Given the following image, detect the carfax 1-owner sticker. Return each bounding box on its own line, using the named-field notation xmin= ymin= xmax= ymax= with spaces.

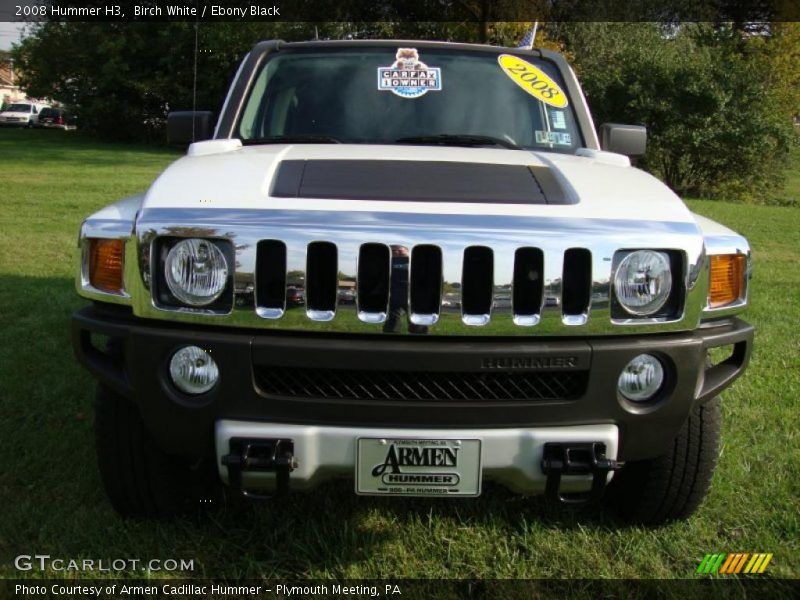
xmin=498 ymin=54 xmax=568 ymax=108
xmin=378 ymin=48 xmax=442 ymax=98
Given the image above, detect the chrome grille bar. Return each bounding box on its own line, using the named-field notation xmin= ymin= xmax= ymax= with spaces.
xmin=133 ymin=208 xmax=705 ymax=336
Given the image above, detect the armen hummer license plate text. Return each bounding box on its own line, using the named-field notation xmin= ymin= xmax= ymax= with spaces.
xmin=356 ymin=438 xmax=481 ymax=496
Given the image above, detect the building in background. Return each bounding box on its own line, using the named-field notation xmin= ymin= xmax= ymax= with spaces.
xmin=0 ymin=52 xmax=26 ymax=108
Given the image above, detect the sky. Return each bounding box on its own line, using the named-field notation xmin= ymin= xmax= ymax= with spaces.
xmin=0 ymin=22 xmax=24 ymax=51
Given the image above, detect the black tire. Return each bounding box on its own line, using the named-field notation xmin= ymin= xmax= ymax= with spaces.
xmin=605 ymin=396 xmax=722 ymax=525
xmin=94 ymin=384 xmax=220 ymax=517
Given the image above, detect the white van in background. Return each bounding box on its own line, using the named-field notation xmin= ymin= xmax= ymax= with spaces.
xmin=0 ymin=101 xmax=51 ymax=127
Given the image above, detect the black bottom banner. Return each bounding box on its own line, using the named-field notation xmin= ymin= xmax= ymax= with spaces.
xmin=2 ymin=578 xmax=799 ymax=600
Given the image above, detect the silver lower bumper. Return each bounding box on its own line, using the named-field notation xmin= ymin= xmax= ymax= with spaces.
xmin=215 ymin=421 xmax=619 ymax=495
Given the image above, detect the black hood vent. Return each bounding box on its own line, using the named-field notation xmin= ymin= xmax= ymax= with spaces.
xmin=270 ymin=159 xmax=570 ymax=205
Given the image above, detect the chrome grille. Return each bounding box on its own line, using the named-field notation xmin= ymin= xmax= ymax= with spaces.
xmin=133 ymin=208 xmax=705 ymax=336
xmin=254 ymin=366 xmax=588 ymax=402
xmin=252 ymin=240 xmax=596 ymax=328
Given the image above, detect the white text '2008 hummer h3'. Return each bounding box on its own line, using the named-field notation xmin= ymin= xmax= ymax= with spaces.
xmin=72 ymin=40 xmax=753 ymax=524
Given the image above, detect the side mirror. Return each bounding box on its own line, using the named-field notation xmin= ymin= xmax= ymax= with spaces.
xmin=599 ymin=123 xmax=647 ymax=157
xmin=167 ymin=111 xmax=215 ymax=145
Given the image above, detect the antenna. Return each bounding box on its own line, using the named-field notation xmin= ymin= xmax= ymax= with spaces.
xmin=517 ymin=21 xmax=539 ymax=50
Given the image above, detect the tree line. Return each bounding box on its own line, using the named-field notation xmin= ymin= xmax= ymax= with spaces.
xmin=10 ymin=20 xmax=799 ymax=203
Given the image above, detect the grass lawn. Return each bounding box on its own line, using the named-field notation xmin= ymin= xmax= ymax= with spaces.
xmin=0 ymin=128 xmax=798 ymax=582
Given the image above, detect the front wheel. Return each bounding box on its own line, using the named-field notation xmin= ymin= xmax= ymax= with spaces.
xmin=94 ymin=384 xmax=220 ymax=517
xmin=605 ymin=396 xmax=722 ymax=525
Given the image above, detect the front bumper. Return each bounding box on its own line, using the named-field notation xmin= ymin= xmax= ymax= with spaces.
xmin=72 ymin=304 xmax=753 ymax=466
xmin=216 ymin=421 xmax=619 ymax=494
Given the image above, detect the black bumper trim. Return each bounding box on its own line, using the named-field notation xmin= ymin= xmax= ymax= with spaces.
xmin=71 ymin=305 xmax=753 ymax=462
xmin=696 ymin=322 xmax=754 ymax=404
xmin=70 ymin=310 xmax=133 ymax=399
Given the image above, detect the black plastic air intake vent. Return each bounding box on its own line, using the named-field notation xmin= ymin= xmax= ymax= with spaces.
xmin=562 ymin=248 xmax=592 ymax=321
xmin=513 ymin=247 xmax=545 ymax=321
xmin=255 ymin=366 xmax=588 ymax=403
xmin=306 ymin=241 xmax=337 ymax=317
xmin=357 ymin=243 xmax=391 ymax=315
xmin=462 ymin=246 xmax=494 ymax=321
xmin=409 ymin=245 xmax=442 ymax=320
xmin=255 ymin=240 xmax=287 ymax=317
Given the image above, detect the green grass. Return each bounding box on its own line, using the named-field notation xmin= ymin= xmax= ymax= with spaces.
xmin=0 ymin=128 xmax=798 ymax=582
xmin=775 ymin=146 xmax=800 ymax=206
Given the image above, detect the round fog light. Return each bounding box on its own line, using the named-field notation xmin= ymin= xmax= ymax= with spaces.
xmin=618 ymin=354 xmax=664 ymax=402
xmin=169 ymin=346 xmax=219 ymax=394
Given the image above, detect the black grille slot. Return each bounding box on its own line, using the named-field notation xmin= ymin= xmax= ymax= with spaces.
xmin=255 ymin=367 xmax=587 ymax=402
xmin=255 ymin=240 xmax=286 ymax=313
xmin=306 ymin=241 xmax=338 ymax=312
xmin=513 ymin=247 xmax=544 ymax=315
xmin=357 ymin=243 xmax=391 ymax=313
xmin=410 ymin=245 xmax=442 ymax=316
xmin=562 ymin=248 xmax=592 ymax=317
xmin=462 ymin=246 xmax=494 ymax=316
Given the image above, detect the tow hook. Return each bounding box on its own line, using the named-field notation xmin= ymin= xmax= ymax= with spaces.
xmin=221 ymin=438 xmax=297 ymax=499
xmin=541 ymin=442 xmax=621 ymax=505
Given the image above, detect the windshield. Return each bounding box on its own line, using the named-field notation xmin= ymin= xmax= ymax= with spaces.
xmin=238 ymin=47 xmax=582 ymax=152
xmin=5 ymin=104 xmax=31 ymax=113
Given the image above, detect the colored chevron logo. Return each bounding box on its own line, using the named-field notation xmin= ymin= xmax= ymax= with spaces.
xmin=696 ymin=553 xmax=773 ymax=574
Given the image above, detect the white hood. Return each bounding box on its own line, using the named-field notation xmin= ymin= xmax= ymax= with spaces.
xmin=142 ymin=143 xmax=695 ymax=224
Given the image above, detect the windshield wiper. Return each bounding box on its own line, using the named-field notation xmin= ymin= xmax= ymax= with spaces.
xmin=395 ymin=134 xmax=522 ymax=150
xmin=242 ymin=134 xmax=342 ymax=145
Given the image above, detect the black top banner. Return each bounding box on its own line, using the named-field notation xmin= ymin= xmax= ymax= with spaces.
xmin=1 ymin=0 xmax=799 ymax=23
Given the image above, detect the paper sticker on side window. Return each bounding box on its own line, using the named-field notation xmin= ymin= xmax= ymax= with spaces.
xmin=535 ymin=130 xmax=572 ymax=146
xmin=550 ymin=110 xmax=567 ymax=130
xmin=498 ymin=54 xmax=568 ymax=108
xmin=378 ymin=48 xmax=442 ymax=98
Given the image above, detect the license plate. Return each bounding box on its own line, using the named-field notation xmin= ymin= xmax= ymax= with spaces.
xmin=356 ymin=438 xmax=481 ymax=496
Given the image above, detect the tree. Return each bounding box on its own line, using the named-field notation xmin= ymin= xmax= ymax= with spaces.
xmin=550 ymin=22 xmax=799 ymax=202
xmin=13 ymin=17 xmax=796 ymax=202
xmin=8 ymin=11 xmax=555 ymax=141
xmin=11 ymin=21 xmax=324 ymax=141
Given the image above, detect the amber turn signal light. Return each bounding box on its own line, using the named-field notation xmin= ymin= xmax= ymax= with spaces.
xmin=89 ymin=239 xmax=125 ymax=294
xmin=709 ymin=254 xmax=745 ymax=308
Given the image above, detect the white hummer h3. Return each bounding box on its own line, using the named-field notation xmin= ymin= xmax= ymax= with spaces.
xmin=72 ymin=40 xmax=753 ymax=524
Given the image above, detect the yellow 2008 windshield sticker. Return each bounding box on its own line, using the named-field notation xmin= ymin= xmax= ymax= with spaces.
xmin=498 ymin=54 xmax=568 ymax=108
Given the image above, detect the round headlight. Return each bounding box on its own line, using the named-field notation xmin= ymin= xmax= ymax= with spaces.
xmin=614 ymin=250 xmax=672 ymax=316
xmin=165 ymin=239 xmax=228 ymax=306
xmin=618 ymin=354 xmax=664 ymax=402
xmin=169 ymin=346 xmax=219 ymax=394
